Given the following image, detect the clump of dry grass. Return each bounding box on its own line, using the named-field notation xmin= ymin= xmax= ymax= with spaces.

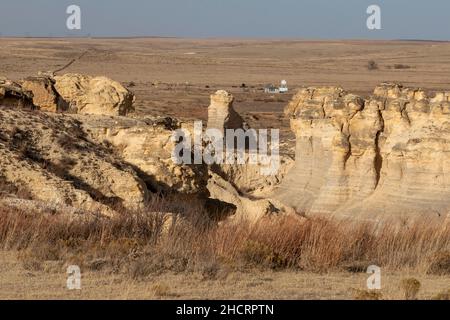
xmin=427 ymin=251 xmax=450 ymax=275
xmin=0 ymin=200 xmax=449 ymax=278
xmin=352 ymin=289 xmax=382 ymax=300
xmin=400 ymin=278 xmax=421 ymax=300
xmin=213 ymin=216 xmax=450 ymax=273
xmin=152 ymin=282 xmax=177 ymax=297
xmin=367 ymin=60 xmax=378 ymax=70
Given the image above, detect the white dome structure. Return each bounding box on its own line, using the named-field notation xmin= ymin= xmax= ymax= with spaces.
xmin=279 ymin=80 xmax=288 ymax=93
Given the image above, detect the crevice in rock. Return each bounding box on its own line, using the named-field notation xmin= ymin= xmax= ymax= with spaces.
xmin=401 ymin=102 xmax=412 ymax=125
xmin=374 ymin=110 xmax=385 ymax=188
xmin=343 ymin=134 xmax=352 ymax=170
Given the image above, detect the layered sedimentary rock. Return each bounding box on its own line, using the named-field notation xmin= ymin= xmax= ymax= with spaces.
xmin=20 ymin=76 xmax=62 ymax=112
xmin=212 ymin=156 xmax=294 ymax=197
xmin=275 ymin=84 xmax=450 ymax=221
xmin=208 ymin=171 xmax=295 ymax=221
xmin=0 ymin=77 xmax=34 ymax=109
xmin=54 ymin=73 xmax=135 ymax=116
xmin=78 ymin=115 xmax=209 ymax=196
xmin=205 ymin=90 xmax=294 ymax=219
xmin=0 ymin=108 xmax=148 ymax=212
xmin=0 ymin=107 xmax=211 ymax=215
xmin=207 ymin=90 xmax=244 ymax=133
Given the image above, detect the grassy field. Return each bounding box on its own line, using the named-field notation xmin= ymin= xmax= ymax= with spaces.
xmin=0 ymin=200 xmax=449 ymax=300
xmin=1 ymin=249 xmax=449 ymax=300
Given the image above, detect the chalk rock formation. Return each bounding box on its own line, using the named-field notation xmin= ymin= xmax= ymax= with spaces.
xmin=0 ymin=78 xmax=34 ymax=109
xmin=275 ymin=84 xmax=450 ymax=221
xmin=0 ymin=108 xmax=148 ymax=213
xmin=212 ymin=155 xmax=294 ymax=198
xmin=54 ymin=74 xmax=135 ymax=116
xmin=207 ymin=90 xmax=244 ymax=133
xmin=208 ymin=171 xmax=295 ymax=222
xmin=20 ymin=76 xmax=62 ymax=112
xmin=205 ymin=89 xmax=294 ymax=219
xmin=78 ymin=115 xmax=209 ymax=196
xmin=0 ymin=107 xmax=209 ymax=216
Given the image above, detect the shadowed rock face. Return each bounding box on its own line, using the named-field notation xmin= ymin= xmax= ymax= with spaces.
xmin=275 ymin=83 xmax=450 ymax=222
xmin=0 ymin=78 xmax=34 ymax=109
xmin=0 ymin=108 xmax=148 ymax=213
xmin=78 ymin=115 xmax=209 ymax=196
xmin=207 ymin=90 xmax=244 ymax=134
xmin=20 ymin=76 xmax=62 ymax=113
xmin=0 ymin=108 xmax=209 ymax=215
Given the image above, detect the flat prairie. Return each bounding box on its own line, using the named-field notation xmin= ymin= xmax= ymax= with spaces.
xmin=3 ymin=37 xmax=450 ymax=126
xmin=1 ymin=251 xmax=449 ymax=300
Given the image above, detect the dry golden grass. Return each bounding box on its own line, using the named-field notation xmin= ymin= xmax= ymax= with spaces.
xmin=400 ymin=278 xmax=422 ymax=300
xmin=1 ymin=198 xmax=449 ymax=277
xmin=2 ymin=252 xmax=448 ymax=300
xmin=0 ymin=195 xmax=449 ymax=299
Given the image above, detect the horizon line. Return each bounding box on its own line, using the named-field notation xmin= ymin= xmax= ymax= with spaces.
xmin=0 ymin=35 xmax=449 ymax=43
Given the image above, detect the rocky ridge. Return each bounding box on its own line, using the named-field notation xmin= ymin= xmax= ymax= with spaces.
xmin=275 ymin=83 xmax=450 ymax=222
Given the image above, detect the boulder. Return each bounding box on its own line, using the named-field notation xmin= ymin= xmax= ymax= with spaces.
xmin=54 ymin=73 xmax=135 ymax=116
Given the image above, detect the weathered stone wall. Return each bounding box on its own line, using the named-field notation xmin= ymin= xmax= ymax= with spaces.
xmin=275 ymin=84 xmax=450 ymax=221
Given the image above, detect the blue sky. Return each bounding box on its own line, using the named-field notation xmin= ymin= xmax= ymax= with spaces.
xmin=0 ymin=0 xmax=449 ymax=40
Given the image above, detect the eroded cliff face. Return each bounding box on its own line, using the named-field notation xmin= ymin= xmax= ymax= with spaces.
xmin=0 ymin=108 xmax=148 ymax=213
xmin=79 ymin=115 xmax=209 ymax=196
xmin=21 ymin=76 xmax=62 ymax=113
xmin=205 ymin=90 xmax=295 ymax=220
xmin=0 ymin=75 xmax=208 ymax=215
xmin=0 ymin=78 xmax=34 ymax=109
xmin=275 ymin=84 xmax=450 ymax=221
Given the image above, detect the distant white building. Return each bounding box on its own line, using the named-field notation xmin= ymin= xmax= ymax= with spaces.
xmin=279 ymin=80 xmax=288 ymax=93
xmin=264 ymin=84 xmax=279 ymax=94
xmin=264 ymin=80 xmax=288 ymax=94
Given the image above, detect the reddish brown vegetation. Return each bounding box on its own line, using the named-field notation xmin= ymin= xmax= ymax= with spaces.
xmin=0 ymin=198 xmax=449 ymax=278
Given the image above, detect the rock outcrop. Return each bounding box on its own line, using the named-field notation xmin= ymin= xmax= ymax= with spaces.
xmin=78 ymin=115 xmax=209 ymax=196
xmin=205 ymin=90 xmax=294 ymax=219
xmin=0 ymin=108 xmax=212 ymax=216
xmin=54 ymin=74 xmax=135 ymax=116
xmin=212 ymin=157 xmax=293 ymax=197
xmin=275 ymin=84 xmax=450 ymax=221
xmin=208 ymin=171 xmax=295 ymax=222
xmin=0 ymin=78 xmax=34 ymax=109
xmin=3 ymin=77 xmax=293 ymax=221
xmin=207 ymin=90 xmax=244 ymax=133
xmin=0 ymin=108 xmax=148 ymax=213
xmin=20 ymin=76 xmax=62 ymax=112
